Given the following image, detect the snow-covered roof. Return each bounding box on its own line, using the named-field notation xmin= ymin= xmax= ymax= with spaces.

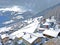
xmin=10 ymin=21 xmax=39 ymax=37
xmin=9 ymin=35 xmax=16 ymax=40
xmin=9 ymin=32 xmax=24 ymax=40
xmin=38 ymin=28 xmax=46 ymax=31
xmin=16 ymin=33 xmax=24 ymax=38
xmin=0 ymin=27 xmax=12 ymax=33
xmin=32 ymin=33 xmax=45 ymax=37
xmin=56 ymin=29 xmax=60 ymax=32
xmin=43 ymin=30 xmax=59 ymax=37
xmin=22 ymin=34 xmax=38 ymax=44
xmin=46 ymin=18 xmax=56 ymax=23
xmin=43 ymin=22 xmax=51 ymax=25
xmin=1 ymin=34 xmax=9 ymax=39
xmin=38 ymin=16 xmax=43 ymax=18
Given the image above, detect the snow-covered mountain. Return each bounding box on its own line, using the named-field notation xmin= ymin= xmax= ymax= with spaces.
xmin=0 ymin=6 xmax=34 ymax=28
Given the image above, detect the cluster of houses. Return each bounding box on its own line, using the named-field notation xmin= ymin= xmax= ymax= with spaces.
xmin=0 ymin=16 xmax=60 ymax=45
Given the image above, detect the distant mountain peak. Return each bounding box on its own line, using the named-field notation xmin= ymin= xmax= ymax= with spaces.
xmin=0 ymin=6 xmax=26 ymax=12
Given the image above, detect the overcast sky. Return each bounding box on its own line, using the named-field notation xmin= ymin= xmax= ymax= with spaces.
xmin=0 ymin=0 xmax=60 ymax=13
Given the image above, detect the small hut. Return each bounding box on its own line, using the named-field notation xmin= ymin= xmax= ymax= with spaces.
xmin=1 ymin=34 xmax=9 ymax=44
xmin=22 ymin=33 xmax=41 ymax=45
xmin=43 ymin=30 xmax=59 ymax=38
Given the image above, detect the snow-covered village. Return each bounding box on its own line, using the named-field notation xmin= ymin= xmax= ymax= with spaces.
xmin=0 ymin=0 xmax=60 ymax=45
